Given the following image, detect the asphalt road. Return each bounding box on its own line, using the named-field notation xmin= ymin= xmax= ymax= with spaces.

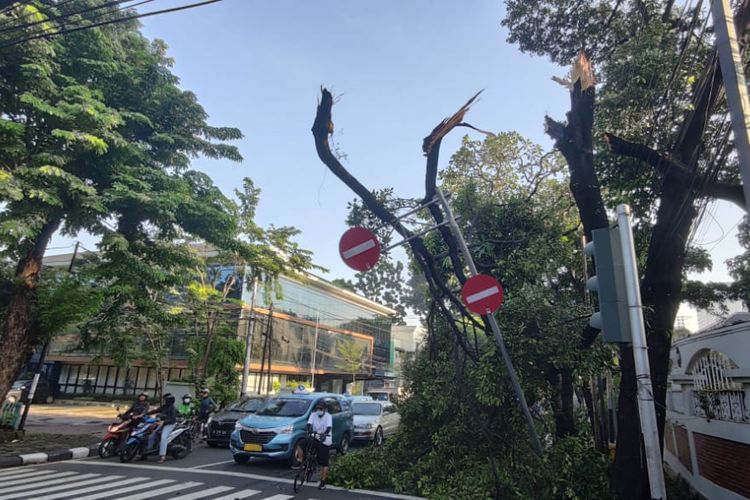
xmin=0 ymin=442 xmax=419 ymax=500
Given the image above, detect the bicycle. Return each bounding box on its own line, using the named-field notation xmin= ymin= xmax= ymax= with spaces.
xmin=293 ymin=432 xmax=323 ymax=493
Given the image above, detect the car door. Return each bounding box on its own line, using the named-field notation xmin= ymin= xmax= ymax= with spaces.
xmin=324 ymin=397 xmax=341 ymax=445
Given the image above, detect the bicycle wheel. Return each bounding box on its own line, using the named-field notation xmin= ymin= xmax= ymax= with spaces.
xmin=293 ymin=464 xmax=307 ymax=493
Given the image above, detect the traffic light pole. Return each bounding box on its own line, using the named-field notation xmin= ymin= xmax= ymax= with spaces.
xmin=436 ymin=187 xmax=543 ymax=456
xmin=616 ymin=205 xmax=666 ymax=500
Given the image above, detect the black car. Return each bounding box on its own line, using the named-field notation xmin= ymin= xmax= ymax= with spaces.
xmin=206 ymin=396 xmax=265 ymax=447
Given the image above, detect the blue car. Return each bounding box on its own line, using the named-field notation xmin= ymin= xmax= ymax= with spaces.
xmin=230 ymin=392 xmax=353 ymax=467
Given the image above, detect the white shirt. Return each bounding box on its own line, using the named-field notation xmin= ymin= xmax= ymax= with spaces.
xmin=307 ymin=411 xmax=333 ymax=446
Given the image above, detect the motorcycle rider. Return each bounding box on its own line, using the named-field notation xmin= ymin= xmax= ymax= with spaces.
xmin=121 ymin=392 xmax=149 ymax=420
xmin=147 ymin=393 xmax=178 ymax=463
xmin=197 ymin=388 xmax=216 ymax=423
xmin=178 ymin=394 xmax=194 ymax=419
xmin=306 ymin=401 xmax=333 ymax=490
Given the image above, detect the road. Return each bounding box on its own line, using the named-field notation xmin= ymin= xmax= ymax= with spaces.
xmin=0 ymin=442 xmax=418 ymax=500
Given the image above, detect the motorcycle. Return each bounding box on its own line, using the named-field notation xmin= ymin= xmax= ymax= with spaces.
xmin=119 ymin=416 xmax=192 ymax=462
xmin=98 ymin=407 xmax=142 ymax=459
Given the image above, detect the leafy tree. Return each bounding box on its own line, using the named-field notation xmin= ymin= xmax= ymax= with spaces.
xmin=502 ymin=1 xmax=749 ymax=496
xmin=0 ymin=1 xmax=246 ymax=400
xmin=335 ymin=338 xmax=367 ymax=393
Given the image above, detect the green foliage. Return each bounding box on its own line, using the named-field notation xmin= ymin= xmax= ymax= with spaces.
xmin=335 ymin=339 xmax=367 ymax=384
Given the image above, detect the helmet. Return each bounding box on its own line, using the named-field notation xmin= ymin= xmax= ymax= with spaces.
xmin=199 ymin=388 xmax=209 ymax=395
xmin=138 ymin=392 xmax=149 ymax=400
xmin=163 ymin=393 xmax=176 ymax=405
xmin=182 ymin=394 xmax=192 ymax=403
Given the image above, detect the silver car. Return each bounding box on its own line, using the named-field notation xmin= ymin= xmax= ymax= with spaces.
xmin=352 ymin=400 xmax=399 ymax=446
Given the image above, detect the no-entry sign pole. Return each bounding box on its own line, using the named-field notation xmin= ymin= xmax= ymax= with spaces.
xmin=436 ymin=187 xmax=543 ymax=456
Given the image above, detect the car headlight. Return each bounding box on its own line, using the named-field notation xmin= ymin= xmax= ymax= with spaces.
xmin=271 ymin=425 xmax=293 ymax=434
xmin=234 ymin=421 xmax=243 ymax=432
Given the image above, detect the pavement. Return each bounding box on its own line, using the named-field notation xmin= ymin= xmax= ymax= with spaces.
xmin=0 ymin=446 xmax=420 ymax=499
xmin=23 ymin=403 xmax=120 ymax=437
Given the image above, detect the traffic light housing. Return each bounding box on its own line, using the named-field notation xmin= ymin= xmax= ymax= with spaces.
xmin=584 ymin=227 xmax=631 ymax=343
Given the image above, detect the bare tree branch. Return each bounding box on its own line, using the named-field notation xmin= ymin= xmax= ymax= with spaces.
xmin=604 ymin=132 xmax=746 ymax=208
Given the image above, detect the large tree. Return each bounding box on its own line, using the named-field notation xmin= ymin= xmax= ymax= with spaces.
xmin=503 ymin=1 xmax=749 ymax=496
xmin=0 ymin=1 xmax=245 ymax=400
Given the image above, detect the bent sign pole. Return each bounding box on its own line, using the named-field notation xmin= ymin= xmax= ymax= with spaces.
xmin=436 ymin=187 xmax=543 ymax=456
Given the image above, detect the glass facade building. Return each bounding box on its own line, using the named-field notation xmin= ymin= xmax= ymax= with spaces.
xmin=37 ymin=249 xmax=395 ymax=398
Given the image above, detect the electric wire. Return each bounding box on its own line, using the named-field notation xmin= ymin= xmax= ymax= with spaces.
xmin=0 ymin=0 xmax=80 ymax=31
xmin=0 ymin=0 xmax=223 ymax=49
xmin=0 ymin=0 xmax=140 ymax=35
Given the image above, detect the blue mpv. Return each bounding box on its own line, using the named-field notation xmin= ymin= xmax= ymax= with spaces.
xmin=230 ymin=392 xmax=353 ymax=467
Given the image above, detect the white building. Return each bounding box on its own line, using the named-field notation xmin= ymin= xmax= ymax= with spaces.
xmin=674 ymin=300 xmax=747 ymax=336
xmin=664 ymin=313 xmax=750 ymax=499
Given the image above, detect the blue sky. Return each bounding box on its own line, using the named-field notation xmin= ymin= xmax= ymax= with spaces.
xmin=49 ymin=0 xmax=744 ymax=288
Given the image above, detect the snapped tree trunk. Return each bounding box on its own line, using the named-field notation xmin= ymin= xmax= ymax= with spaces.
xmin=0 ymin=220 xmax=61 ymax=401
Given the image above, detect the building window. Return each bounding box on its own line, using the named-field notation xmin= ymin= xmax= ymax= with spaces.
xmin=690 ymin=350 xmax=748 ymax=423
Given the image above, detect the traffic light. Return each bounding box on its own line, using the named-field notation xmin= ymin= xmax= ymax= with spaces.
xmin=583 ymin=227 xmax=631 ymax=343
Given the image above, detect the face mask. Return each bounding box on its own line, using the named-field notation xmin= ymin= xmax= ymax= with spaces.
xmin=317 ymin=410 xmax=324 ymax=417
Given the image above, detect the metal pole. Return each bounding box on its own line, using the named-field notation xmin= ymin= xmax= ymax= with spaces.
xmin=616 ymin=204 xmax=667 ymax=500
xmin=435 ymin=187 xmax=543 ymax=456
xmin=18 ymin=241 xmax=80 ymax=431
xmin=711 ymin=0 xmax=750 ymax=213
xmin=240 ymin=278 xmax=257 ymax=397
xmin=311 ymin=312 xmax=319 ymax=389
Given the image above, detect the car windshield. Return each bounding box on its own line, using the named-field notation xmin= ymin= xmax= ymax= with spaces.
xmin=257 ymin=398 xmax=311 ymax=417
xmin=234 ymin=398 xmax=264 ymax=412
xmin=370 ymin=393 xmax=390 ymax=401
xmin=353 ymin=403 xmax=382 ymax=416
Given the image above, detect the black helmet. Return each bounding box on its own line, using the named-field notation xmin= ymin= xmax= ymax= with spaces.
xmin=163 ymin=393 xmax=175 ymax=405
xmin=182 ymin=393 xmax=192 ymax=402
xmin=138 ymin=392 xmax=149 ymax=400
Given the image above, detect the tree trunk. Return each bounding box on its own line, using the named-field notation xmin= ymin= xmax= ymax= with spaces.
xmin=0 ymin=220 xmax=60 ymax=401
xmin=547 ymin=368 xmax=577 ymax=437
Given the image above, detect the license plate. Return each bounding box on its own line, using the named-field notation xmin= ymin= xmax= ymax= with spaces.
xmin=243 ymin=443 xmax=262 ymax=452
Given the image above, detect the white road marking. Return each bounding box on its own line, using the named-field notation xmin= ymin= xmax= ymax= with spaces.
xmin=210 ymin=488 xmax=262 ymax=500
xmin=0 ymin=467 xmax=39 ymax=477
xmin=258 ymin=495 xmax=293 ymax=500
xmin=30 ymin=476 xmax=145 ymax=500
xmin=342 ymin=239 xmax=376 ymax=259
xmin=191 ymin=459 xmax=235 ymax=469
xmin=7 ymin=474 xmax=122 ymax=499
xmin=1 ymin=470 xmax=78 ymax=488
xmin=175 ymin=485 xmax=233 ymax=500
xmin=0 ymin=468 xmax=55 ymax=481
xmin=64 ymin=461 xmax=427 ymax=499
xmin=0 ymin=472 xmax=97 ymax=497
xmin=75 ymin=478 xmax=176 ymax=500
xmin=466 ymin=285 xmax=500 ymax=304
xmin=111 ymin=480 xmax=202 ymax=500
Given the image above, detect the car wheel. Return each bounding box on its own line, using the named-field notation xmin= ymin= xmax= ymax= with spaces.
xmin=373 ymin=427 xmax=384 ymax=447
xmin=233 ymin=454 xmax=250 ymax=465
xmin=338 ymin=432 xmax=350 ymax=455
xmin=288 ymin=439 xmax=305 ymax=468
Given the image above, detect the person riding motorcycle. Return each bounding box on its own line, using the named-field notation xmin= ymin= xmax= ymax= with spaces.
xmin=147 ymin=393 xmax=178 ymax=463
xmin=197 ymin=388 xmax=217 ymax=422
xmin=178 ymin=394 xmax=194 ymax=419
xmin=121 ymin=392 xmax=149 ymax=420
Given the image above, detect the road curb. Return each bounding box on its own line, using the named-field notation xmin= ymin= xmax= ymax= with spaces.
xmin=0 ymin=443 xmax=98 ymax=469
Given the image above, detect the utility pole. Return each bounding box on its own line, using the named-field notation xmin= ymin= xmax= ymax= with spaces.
xmin=616 ymin=205 xmax=666 ymax=500
xmin=311 ymin=312 xmax=319 ymax=389
xmin=240 ymin=278 xmax=257 ymax=397
xmin=711 ymin=0 xmax=750 ymax=213
xmin=435 ymin=187 xmax=544 ymax=456
xmin=18 ymin=242 xmax=79 ymax=431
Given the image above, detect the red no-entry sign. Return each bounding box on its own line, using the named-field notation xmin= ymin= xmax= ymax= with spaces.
xmin=461 ymin=274 xmax=504 ymax=315
xmin=339 ymin=227 xmax=381 ymax=271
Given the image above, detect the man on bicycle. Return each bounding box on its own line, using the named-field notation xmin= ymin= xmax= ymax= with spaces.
xmin=306 ymin=401 xmax=332 ymax=490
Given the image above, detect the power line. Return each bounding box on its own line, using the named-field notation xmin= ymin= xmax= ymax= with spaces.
xmin=0 ymin=0 xmax=135 ymax=35
xmin=0 ymin=0 xmax=223 ymax=49
xmin=0 ymin=0 xmax=80 ymax=31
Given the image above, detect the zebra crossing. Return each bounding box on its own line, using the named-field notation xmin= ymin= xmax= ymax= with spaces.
xmin=0 ymin=466 xmax=323 ymax=500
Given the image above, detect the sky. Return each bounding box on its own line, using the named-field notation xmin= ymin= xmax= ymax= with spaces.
xmin=48 ymin=0 xmax=745 ymax=292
